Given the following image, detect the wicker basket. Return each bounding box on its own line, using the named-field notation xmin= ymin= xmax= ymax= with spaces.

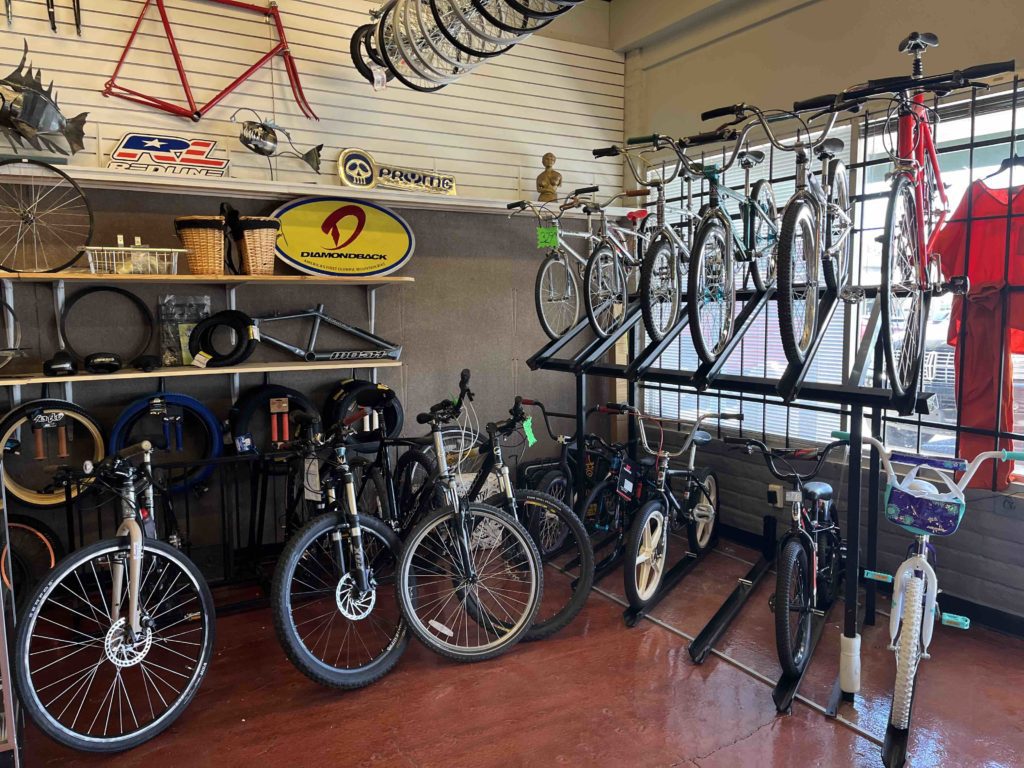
xmin=238 ymin=217 xmax=280 ymax=276
xmin=174 ymin=216 xmax=226 ymax=275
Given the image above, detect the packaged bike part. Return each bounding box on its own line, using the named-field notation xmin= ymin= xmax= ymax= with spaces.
xmin=159 ymin=295 xmax=210 ymax=367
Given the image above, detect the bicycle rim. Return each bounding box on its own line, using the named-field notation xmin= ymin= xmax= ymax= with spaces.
xmin=585 ymin=247 xmax=627 ymax=338
xmin=536 ymin=255 xmax=580 ymax=339
xmin=788 ymin=204 xmax=819 ymax=358
xmin=825 ymin=160 xmax=852 ymax=289
xmin=16 ymin=539 xmax=214 ymax=751
xmin=278 ymin=514 xmax=405 ymax=679
xmin=689 ymin=221 xmax=735 ymax=362
xmin=629 ymin=504 xmax=667 ymax=603
xmin=0 ymin=158 xmax=93 ymax=272
xmin=751 ymin=180 xmax=778 ymax=291
xmin=399 ymin=505 xmax=541 ymax=658
xmin=641 ymin=238 xmax=681 ymax=341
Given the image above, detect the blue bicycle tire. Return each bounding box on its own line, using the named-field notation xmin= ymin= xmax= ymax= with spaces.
xmin=109 ymin=393 xmax=223 ymax=494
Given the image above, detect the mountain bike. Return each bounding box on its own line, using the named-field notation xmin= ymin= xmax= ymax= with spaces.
xmin=270 ymin=409 xmax=408 ymax=690
xmin=396 ymin=370 xmax=543 ymax=661
xmin=13 ymin=441 xmax=215 ymax=752
xmin=629 ymin=119 xmax=779 ymax=364
xmin=394 ymin=395 xmax=594 ymax=640
xmin=698 ymin=102 xmax=855 ymax=366
xmin=837 ymin=430 xmax=1023 ymax=768
xmin=582 ymin=190 xmax=653 ymax=338
xmin=611 ymin=405 xmax=740 ymax=610
xmin=727 ymin=435 xmax=849 ymax=676
xmin=593 ymin=140 xmax=699 ymax=341
xmin=507 ymin=186 xmax=600 ymax=340
xmin=794 ymin=33 xmax=1015 ymax=395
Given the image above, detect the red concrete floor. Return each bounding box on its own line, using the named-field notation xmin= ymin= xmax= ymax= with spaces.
xmin=23 ymin=543 xmax=1024 ymax=768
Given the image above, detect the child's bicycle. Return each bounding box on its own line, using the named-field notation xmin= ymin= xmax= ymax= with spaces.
xmin=833 ymin=429 xmax=1023 ymax=768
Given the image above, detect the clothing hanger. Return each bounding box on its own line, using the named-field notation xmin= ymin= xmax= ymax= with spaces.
xmin=983 ymin=153 xmax=1024 ymax=181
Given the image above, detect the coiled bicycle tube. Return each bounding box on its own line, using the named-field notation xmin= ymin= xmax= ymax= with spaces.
xmin=109 ymin=393 xmax=223 ymax=494
xmin=187 ymin=310 xmax=258 ymax=367
xmin=59 ymin=286 xmax=154 ymax=364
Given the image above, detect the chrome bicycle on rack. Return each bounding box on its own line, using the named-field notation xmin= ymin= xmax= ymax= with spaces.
xmin=508 ymin=186 xmax=600 ymax=341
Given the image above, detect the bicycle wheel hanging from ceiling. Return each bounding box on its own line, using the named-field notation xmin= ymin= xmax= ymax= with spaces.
xmin=351 ymin=0 xmax=587 ymax=92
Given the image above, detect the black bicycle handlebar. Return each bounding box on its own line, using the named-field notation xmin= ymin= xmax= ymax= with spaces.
xmin=627 ymin=134 xmax=659 ymax=146
xmin=724 ymin=436 xmax=848 ymax=483
xmin=574 ymin=185 xmax=600 ymax=195
xmin=793 ymin=93 xmax=838 ymax=112
xmin=701 ymin=104 xmax=743 ymax=121
xmin=506 ymin=200 xmax=528 ymax=210
xmin=679 ymin=126 xmax=737 ymax=148
xmin=592 ymin=146 xmax=620 ymax=158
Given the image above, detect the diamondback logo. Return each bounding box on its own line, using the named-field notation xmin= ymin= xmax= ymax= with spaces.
xmin=338 ymin=148 xmax=456 ymax=195
xmin=108 ymin=133 xmax=229 ymax=177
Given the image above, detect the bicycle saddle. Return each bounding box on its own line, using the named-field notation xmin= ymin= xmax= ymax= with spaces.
xmin=626 ymin=209 xmax=649 ymax=222
xmin=692 ymin=430 xmax=712 ymax=447
xmin=899 ymin=32 xmax=938 ymax=54
xmin=802 ymin=481 xmax=833 ymax=502
xmin=738 ymin=150 xmax=765 ymax=168
xmin=816 ymin=138 xmax=845 ymax=159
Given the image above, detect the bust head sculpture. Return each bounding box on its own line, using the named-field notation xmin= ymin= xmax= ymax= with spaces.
xmin=536 ymin=152 xmax=562 ymax=202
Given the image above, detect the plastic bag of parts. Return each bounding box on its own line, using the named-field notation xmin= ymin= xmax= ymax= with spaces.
xmin=160 ymin=295 xmax=211 ymax=367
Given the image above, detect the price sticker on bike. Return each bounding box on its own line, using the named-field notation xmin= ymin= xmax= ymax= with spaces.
xmin=617 ymin=459 xmax=638 ymax=500
xmin=536 ymin=226 xmax=558 ymax=250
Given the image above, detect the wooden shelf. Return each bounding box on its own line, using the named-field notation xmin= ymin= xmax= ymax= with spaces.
xmin=4 ymin=272 xmax=414 ymax=286
xmin=62 ymin=166 xmax=628 ymax=219
xmin=0 ymin=359 xmax=401 ymax=387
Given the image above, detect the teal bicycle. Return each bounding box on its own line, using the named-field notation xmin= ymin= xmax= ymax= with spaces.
xmin=834 ymin=429 xmax=1023 ymax=768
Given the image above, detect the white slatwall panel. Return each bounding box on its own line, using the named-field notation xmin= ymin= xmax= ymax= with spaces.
xmin=0 ymin=0 xmax=623 ymax=199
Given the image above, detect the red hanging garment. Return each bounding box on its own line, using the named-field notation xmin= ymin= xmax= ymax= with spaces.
xmin=932 ymin=180 xmax=1024 ymax=489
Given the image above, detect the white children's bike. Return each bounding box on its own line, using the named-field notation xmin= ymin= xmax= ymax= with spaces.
xmin=833 ymin=429 xmax=1022 ymax=768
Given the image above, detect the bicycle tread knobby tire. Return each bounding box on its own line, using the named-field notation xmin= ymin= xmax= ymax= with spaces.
xmin=750 ymin=179 xmax=778 ymax=292
xmin=623 ymin=499 xmax=668 ymax=610
xmin=485 ymin=490 xmax=594 ymax=641
xmin=187 ymin=310 xmax=257 ymax=368
xmin=535 ymin=254 xmax=580 ymax=341
xmin=584 ymin=244 xmax=626 ymax=340
xmin=0 ymin=158 xmax=93 ymax=273
xmin=776 ymin=200 xmax=818 ymax=368
xmin=823 ymin=160 xmax=851 ymax=291
xmin=687 ymin=218 xmax=733 ymax=365
xmin=639 ymin=235 xmax=682 ymax=342
xmin=109 ymin=392 xmax=223 ymax=493
xmin=890 ymin=574 xmax=924 ymax=731
xmin=881 ymin=174 xmax=924 ymax=399
xmin=229 ymin=384 xmax=320 ymax=454
xmin=0 ymin=399 xmax=104 ymax=507
xmin=685 ymin=469 xmax=719 ymax=555
xmin=536 ymin=468 xmax=572 ymax=508
xmin=398 ymin=504 xmax=542 ymax=662
xmin=393 ymin=448 xmax=439 ymax=530
xmin=271 ymin=512 xmax=408 ymax=690
xmin=14 ymin=537 xmax=215 ymax=752
xmin=775 ymin=538 xmax=811 ymax=677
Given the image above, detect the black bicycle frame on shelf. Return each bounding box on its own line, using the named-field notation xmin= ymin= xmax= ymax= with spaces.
xmin=254 ymin=304 xmax=402 ymax=362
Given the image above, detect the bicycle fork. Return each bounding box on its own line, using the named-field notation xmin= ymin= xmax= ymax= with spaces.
xmin=889 ymin=538 xmax=938 ymax=659
xmin=330 ymin=452 xmax=372 ymax=594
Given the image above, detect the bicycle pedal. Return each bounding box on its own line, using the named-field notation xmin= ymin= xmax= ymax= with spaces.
xmin=840 ymin=285 xmax=866 ymax=304
xmin=863 ymin=569 xmax=894 ymax=583
xmin=941 ymin=612 xmax=970 ymax=630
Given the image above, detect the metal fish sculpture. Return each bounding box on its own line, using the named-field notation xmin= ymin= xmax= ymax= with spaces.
xmin=0 ymin=41 xmax=88 ymax=155
xmin=230 ymin=108 xmax=322 ymax=179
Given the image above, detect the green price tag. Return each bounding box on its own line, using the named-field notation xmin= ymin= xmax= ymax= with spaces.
xmin=523 ymin=416 xmax=538 ymax=447
xmin=536 ymin=226 xmax=558 ymax=249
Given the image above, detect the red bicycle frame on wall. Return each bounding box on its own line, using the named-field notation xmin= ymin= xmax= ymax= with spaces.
xmin=102 ymin=0 xmax=318 ymax=121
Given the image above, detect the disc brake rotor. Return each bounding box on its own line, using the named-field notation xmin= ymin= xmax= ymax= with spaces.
xmin=104 ymin=617 xmax=154 ymax=668
xmin=336 ymin=572 xmax=376 ymax=620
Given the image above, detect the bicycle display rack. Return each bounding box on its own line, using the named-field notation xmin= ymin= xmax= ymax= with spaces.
xmin=527 ymin=260 xmax=939 ymax=715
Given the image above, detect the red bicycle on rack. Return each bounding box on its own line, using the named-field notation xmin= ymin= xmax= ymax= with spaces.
xmin=103 ymin=0 xmax=317 ymax=121
xmin=795 ymin=33 xmax=1015 ymax=397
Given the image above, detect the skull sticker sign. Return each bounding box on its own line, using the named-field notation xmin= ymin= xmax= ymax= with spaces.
xmin=338 ymin=148 xmax=456 ymax=195
xmin=270 ymin=196 xmax=414 ymax=277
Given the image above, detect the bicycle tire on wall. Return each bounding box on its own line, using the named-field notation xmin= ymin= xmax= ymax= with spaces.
xmin=109 ymin=393 xmax=223 ymax=494
xmin=229 ymin=385 xmax=320 ymax=454
xmin=0 ymin=399 xmax=105 ymax=507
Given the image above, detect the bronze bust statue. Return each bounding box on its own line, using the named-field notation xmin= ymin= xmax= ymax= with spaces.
xmin=536 ymin=152 xmax=563 ymax=202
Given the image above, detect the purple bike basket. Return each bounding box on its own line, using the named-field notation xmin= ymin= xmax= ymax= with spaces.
xmin=884 ymin=484 xmax=965 ymax=537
